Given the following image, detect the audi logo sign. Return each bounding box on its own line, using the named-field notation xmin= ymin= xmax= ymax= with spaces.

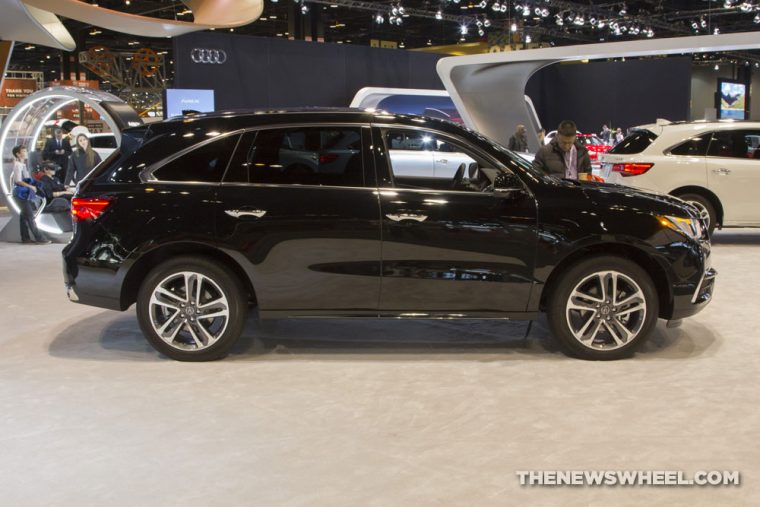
xmin=191 ymin=49 xmax=228 ymax=64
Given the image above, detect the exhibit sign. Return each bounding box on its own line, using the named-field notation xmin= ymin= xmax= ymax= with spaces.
xmin=0 ymin=78 xmax=38 ymax=107
xmin=717 ymin=79 xmax=748 ymax=120
xmin=163 ymin=88 xmax=215 ymax=118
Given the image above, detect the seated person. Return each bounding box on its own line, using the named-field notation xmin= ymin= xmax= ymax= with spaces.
xmin=37 ymin=162 xmax=73 ymax=211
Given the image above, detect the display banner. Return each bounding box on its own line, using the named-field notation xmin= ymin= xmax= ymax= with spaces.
xmin=0 ymin=78 xmax=38 ymax=107
xmin=173 ymin=32 xmax=446 ymax=110
xmin=51 ymin=79 xmax=100 ymax=89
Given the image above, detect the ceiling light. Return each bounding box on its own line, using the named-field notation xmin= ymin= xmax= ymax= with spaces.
xmin=375 ymin=13 xmax=384 ymax=24
xmin=598 ymin=19 xmax=606 ymax=29
xmin=700 ymin=17 xmax=707 ymax=28
xmin=619 ymin=3 xmax=627 ymax=15
xmin=541 ymin=8 xmax=549 ymax=17
xmin=714 ymin=27 xmax=720 ymax=34
xmin=715 ymin=63 xmax=720 ymax=70
xmin=510 ymin=22 xmax=517 ymax=32
xmin=478 ymin=28 xmax=485 ymax=36
xmin=460 ymin=24 xmax=468 ymax=35
xmin=435 ymin=9 xmax=442 ymax=20
xmin=483 ymin=17 xmax=491 ymax=27
xmin=492 ymin=2 xmax=501 ymax=12
xmin=755 ymin=13 xmax=760 ymax=22
xmin=555 ymin=14 xmax=564 ymax=26
xmin=525 ymin=34 xmax=532 ymax=43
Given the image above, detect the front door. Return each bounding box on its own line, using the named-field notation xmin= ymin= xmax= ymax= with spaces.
xmin=706 ymin=129 xmax=760 ymax=225
xmin=215 ymin=125 xmax=382 ymax=314
xmin=373 ymin=126 xmax=538 ymax=315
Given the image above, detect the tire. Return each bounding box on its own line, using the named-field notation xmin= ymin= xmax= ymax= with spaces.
xmin=677 ymin=193 xmax=716 ymax=235
xmin=136 ymin=256 xmax=248 ymax=361
xmin=547 ymin=255 xmax=659 ymax=360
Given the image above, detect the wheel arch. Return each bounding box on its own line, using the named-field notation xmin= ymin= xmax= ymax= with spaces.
xmin=669 ymin=185 xmax=723 ymax=227
xmin=120 ymin=242 xmax=257 ymax=310
xmin=539 ymin=242 xmax=673 ymax=319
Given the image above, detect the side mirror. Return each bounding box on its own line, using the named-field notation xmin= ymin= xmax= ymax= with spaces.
xmin=493 ymin=172 xmax=523 ymax=195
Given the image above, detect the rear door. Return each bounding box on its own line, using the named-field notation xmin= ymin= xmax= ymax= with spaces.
xmin=215 ymin=125 xmax=382 ymax=314
xmin=706 ymin=129 xmax=760 ymax=225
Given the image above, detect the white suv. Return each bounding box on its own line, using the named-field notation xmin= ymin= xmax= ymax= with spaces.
xmin=601 ymin=120 xmax=760 ymax=232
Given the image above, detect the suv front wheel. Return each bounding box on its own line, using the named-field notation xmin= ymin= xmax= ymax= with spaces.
xmin=547 ymin=255 xmax=659 ymax=360
xmin=136 ymin=256 xmax=248 ymax=361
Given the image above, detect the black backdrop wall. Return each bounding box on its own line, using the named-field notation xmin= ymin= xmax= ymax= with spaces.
xmin=526 ymin=57 xmax=691 ymax=133
xmin=173 ymin=32 xmax=691 ymax=134
xmin=173 ymin=32 xmax=446 ymax=110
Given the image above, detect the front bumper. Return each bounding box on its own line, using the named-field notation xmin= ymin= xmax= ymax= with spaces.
xmin=670 ymin=267 xmax=717 ymax=320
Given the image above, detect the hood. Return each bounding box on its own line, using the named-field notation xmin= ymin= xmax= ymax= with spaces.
xmin=577 ymin=180 xmax=696 ymax=218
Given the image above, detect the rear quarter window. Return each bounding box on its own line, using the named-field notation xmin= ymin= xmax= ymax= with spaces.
xmin=608 ymin=130 xmax=658 ymax=154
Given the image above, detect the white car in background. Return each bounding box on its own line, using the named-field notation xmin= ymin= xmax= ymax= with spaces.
xmin=89 ymin=133 xmax=118 ymax=160
xmin=601 ymin=120 xmax=760 ymax=232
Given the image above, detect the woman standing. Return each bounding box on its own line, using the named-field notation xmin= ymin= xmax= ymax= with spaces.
xmin=11 ymin=145 xmax=49 ymax=244
xmin=64 ymin=133 xmax=102 ymax=187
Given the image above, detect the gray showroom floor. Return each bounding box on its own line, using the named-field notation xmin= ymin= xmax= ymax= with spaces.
xmin=0 ymin=218 xmax=759 ymax=506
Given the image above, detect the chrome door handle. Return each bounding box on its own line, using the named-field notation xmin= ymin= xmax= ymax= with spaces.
xmin=713 ymin=168 xmax=731 ymax=175
xmin=225 ymin=209 xmax=267 ymax=218
xmin=436 ymin=159 xmax=448 ymax=163
xmin=385 ymin=213 xmax=428 ymax=222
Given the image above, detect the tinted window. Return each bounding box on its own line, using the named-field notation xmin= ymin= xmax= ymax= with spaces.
xmin=384 ymin=129 xmax=497 ymax=192
xmin=90 ymin=135 xmax=117 ymax=149
xmin=153 ymin=134 xmax=239 ymax=183
xmin=224 ymin=127 xmax=364 ymax=187
xmin=707 ymin=130 xmax=760 ymax=159
xmin=669 ymin=135 xmax=711 ymax=156
xmin=608 ymin=130 xmax=658 ymax=154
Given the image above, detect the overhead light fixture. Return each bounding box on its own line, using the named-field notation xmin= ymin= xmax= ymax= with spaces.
xmin=435 ymin=9 xmax=442 ymax=20
xmin=700 ymin=17 xmax=707 ymax=28
xmin=510 ymin=22 xmax=517 ymax=32
xmin=460 ymin=24 xmax=468 ymax=35
xmin=755 ymin=13 xmax=760 ymax=23
xmin=714 ymin=27 xmax=720 ymax=34
xmin=525 ymin=34 xmax=532 ymax=43
xmin=555 ymin=14 xmax=564 ymax=26
xmin=597 ymin=19 xmax=606 ymax=29
xmin=492 ymin=2 xmax=501 ymax=12
xmin=374 ymin=13 xmax=384 ymax=24
xmin=483 ymin=17 xmax=491 ymax=27
xmin=619 ymin=3 xmax=627 ymax=15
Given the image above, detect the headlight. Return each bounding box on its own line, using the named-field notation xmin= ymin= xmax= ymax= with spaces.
xmin=657 ymin=215 xmax=702 ymax=239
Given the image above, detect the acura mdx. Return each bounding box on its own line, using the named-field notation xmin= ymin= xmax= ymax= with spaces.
xmin=63 ymin=110 xmax=715 ymax=361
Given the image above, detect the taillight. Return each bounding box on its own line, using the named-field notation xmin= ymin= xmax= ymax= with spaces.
xmin=319 ymin=153 xmax=338 ymax=164
xmin=590 ymin=152 xmax=598 ymax=161
xmin=611 ymin=163 xmax=654 ymax=177
xmin=71 ymin=197 xmax=113 ymax=222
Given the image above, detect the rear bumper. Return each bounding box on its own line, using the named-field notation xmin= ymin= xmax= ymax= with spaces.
xmin=62 ymin=255 xmax=126 ymax=311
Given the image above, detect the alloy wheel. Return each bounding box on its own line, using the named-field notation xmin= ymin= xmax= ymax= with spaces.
xmin=148 ymin=271 xmax=230 ymax=351
xmin=565 ymin=270 xmax=647 ymax=351
xmin=686 ymin=200 xmax=711 ymax=229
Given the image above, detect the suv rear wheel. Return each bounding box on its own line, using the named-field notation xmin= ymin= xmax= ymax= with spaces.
xmin=136 ymin=256 xmax=248 ymax=361
xmin=547 ymin=255 xmax=659 ymax=360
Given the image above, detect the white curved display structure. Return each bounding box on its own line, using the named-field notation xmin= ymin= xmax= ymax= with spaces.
xmin=0 ymin=87 xmax=139 ymax=242
xmin=437 ymin=32 xmax=760 ymax=152
xmin=3 ymin=0 xmax=264 ymax=51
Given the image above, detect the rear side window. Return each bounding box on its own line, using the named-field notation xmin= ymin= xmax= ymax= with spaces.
xmin=153 ymin=134 xmax=240 ymax=183
xmin=608 ymin=130 xmax=658 ymax=154
xmin=224 ymin=127 xmax=364 ymax=187
xmin=669 ymin=135 xmax=711 ymax=156
xmin=707 ymin=130 xmax=760 ymax=159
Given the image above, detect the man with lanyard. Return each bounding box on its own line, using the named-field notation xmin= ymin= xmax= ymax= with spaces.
xmin=532 ymin=120 xmax=592 ymax=180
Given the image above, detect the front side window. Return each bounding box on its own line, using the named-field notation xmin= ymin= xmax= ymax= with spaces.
xmin=383 ymin=129 xmax=499 ymax=192
xmin=153 ymin=134 xmax=240 ymax=183
xmin=224 ymin=127 xmax=364 ymax=187
xmin=669 ymin=135 xmax=711 ymax=156
xmin=707 ymin=130 xmax=760 ymax=159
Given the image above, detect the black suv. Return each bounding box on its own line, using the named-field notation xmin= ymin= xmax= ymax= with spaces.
xmin=63 ymin=110 xmax=716 ymax=361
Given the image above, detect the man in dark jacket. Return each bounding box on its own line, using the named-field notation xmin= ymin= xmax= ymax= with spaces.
xmin=532 ymin=120 xmax=592 ymax=179
xmin=507 ymin=124 xmax=528 ymax=152
xmin=42 ymin=128 xmax=72 ymax=182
